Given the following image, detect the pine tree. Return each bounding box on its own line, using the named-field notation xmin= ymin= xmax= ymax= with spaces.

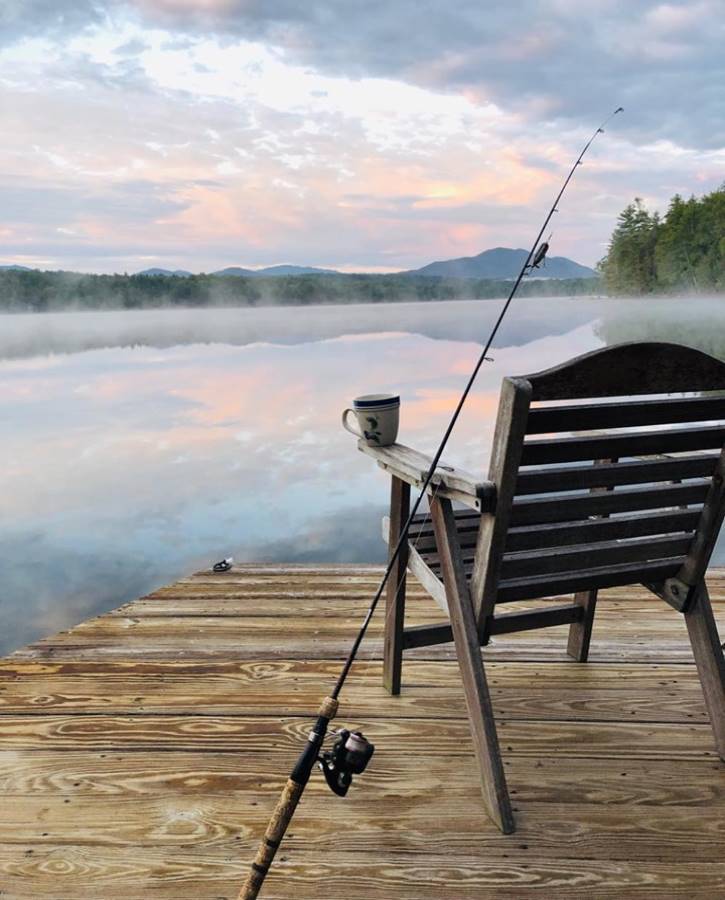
xmin=600 ymin=198 xmax=660 ymax=294
xmin=601 ymin=186 xmax=724 ymax=294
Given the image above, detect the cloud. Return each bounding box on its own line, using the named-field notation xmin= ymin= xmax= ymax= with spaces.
xmin=0 ymin=0 xmax=109 ymax=45
xmin=4 ymin=2 xmax=723 ymax=147
xmin=126 ymin=0 xmax=725 ymax=148
xmin=0 ymin=2 xmax=722 ymax=271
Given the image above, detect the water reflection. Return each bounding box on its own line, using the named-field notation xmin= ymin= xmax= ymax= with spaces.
xmin=1 ymin=296 xmax=723 ymax=653
xmin=0 ymin=298 xmax=600 ymax=360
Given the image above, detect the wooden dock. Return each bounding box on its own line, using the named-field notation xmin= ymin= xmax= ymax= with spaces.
xmin=1 ymin=564 xmax=724 ymax=898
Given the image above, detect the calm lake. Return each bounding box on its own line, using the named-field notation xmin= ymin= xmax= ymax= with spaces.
xmin=2 ymin=295 xmax=724 ymax=654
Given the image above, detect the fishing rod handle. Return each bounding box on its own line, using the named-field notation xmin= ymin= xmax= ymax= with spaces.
xmin=239 ymin=776 xmax=304 ymax=899
xmin=239 ymin=696 xmax=339 ymax=900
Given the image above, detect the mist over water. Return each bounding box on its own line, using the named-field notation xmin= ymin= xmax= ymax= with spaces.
xmin=0 ymin=296 xmax=604 ymax=359
xmin=1 ymin=295 xmax=724 ymax=654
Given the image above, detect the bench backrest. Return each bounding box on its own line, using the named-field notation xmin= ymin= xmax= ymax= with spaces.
xmin=471 ymin=342 xmax=725 ymax=627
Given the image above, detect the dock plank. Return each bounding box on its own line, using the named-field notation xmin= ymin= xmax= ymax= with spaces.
xmin=3 ymin=847 xmax=724 ymax=899
xmin=1 ymin=565 xmax=724 ymax=899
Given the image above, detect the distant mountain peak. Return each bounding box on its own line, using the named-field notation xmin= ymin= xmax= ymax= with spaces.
xmin=137 ymin=267 xmax=192 ymax=277
xmin=213 ymin=264 xmax=339 ymax=277
xmin=408 ymin=246 xmax=596 ymax=280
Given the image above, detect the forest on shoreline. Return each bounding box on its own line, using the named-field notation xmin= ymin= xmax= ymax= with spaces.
xmin=2 ymin=185 xmax=722 ymax=312
xmin=0 ymin=268 xmax=599 ymax=313
xmin=598 ymin=186 xmax=724 ymax=295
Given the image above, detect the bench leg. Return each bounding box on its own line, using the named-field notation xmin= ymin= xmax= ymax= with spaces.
xmin=566 ymin=459 xmax=613 ymax=662
xmin=567 ymin=589 xmax=598 ymax=662
xmin=685 ymin=582 xmax=725 ymax=760
xmin=383 ymin=476 xmax=410 ymax=695
xmin=430 ymin=496 xmax=515 ymax=833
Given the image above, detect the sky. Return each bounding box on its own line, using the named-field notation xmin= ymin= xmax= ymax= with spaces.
xmin=1 ymin=1 xmax=723 ymax=274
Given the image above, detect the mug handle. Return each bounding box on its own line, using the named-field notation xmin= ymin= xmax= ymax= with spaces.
xmin=342 ymin=408 xmax=362 ymax=437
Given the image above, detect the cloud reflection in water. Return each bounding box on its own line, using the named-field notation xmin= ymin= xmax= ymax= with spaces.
xmin=1 ymin=296 xmax=724 ymax=653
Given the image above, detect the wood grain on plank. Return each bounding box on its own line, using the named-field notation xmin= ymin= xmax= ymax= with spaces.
xmin=2 ymin=847 xmax=724 ymax=899
xmin=1 ymin=566 xmax=724 ymax=900
xmin=1 ymin=753 xmax=720 ymax=806
xmin=4 ymin=794 xmax=725 ymax=861
xmin=0 ymin=714 xmax=717 ymax=758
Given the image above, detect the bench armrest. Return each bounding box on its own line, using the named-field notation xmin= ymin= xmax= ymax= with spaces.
xmin=357 ymin=440 xmax=496 ymax=512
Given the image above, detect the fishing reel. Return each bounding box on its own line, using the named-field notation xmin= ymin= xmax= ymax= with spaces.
xmin=318 ymin=729 xmax=375 ymax=797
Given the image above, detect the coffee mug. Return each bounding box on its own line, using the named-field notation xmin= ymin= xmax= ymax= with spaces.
xmin=342 ymin=393 xmax=400 ymax=447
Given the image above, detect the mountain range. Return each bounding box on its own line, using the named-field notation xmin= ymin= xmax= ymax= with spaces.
xmin=2 ymin=248 xmax=597 ymax=280
xmin=135 ymin=248 xmax=596 ymax=280
xmin=408 ymin=247 xmax=597 ymax=279
xmin=137 ymin=264 xmax=339 ymax=278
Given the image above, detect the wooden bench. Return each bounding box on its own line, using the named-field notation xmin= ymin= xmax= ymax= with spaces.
xmin=358 ymin=341 xmax=725 ymax=833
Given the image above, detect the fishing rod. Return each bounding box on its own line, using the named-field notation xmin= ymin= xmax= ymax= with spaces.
xmin=239 ymin=106 xmax=623 ymax=900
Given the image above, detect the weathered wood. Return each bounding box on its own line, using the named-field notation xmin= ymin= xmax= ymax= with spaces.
xmin=671 ymin=449 xmax=725 ymax=601
xmin=405 ymin=540 xmax=449 ymax=614
xmin=514 ymin=454 xmax=719 ymax=495
xmin=526 ymin=395 xmax=725 ymax=434
xmin=357 ymin=440 xmax=494 ymax=511
xmin=561 ymin=457 xmax=612 ymax=664
xmin=510 ymin=481 xmax=709 ymax=527
xmin=685 ymin=583 xmax=725 ymax=759
xmin=383 ymin=476 xmax=410 ymax=695
xmin=2 ymin=847 xmax=725 ymax=899
xmin=489 ymin=604 xmax=583 ymax=635
xmin=0 ymin=752 xmax=721 ymax=805
xmin=430 ymin=496 xmax=514 ymax=833
xmin=470 ymin=377 xmax=532 ymax=630
xmin=522 ymin=342 xmax=725 ymax=400
xmin=0 ymin=664 xmax=712 ymax=724
xmin=2 ymin=564 xmax=725 ymax=899
xmin=411 ymin=508 xmax=702 ymax=555
xmin=506 ymin=509 xmax=701 ymax=552
xmin=426 ymin=533 xmax=692 ymax=581
xmin=402 ymin=606 xmax=585 ymax=648
xmin=0 ymin=666 xmax=712 ymax=726
xmin=408 ymin=509 xmax=480 ymax=552
xmin=499 ymin=535 xmax=693 ymax=580
xmin=520 ymin=425 xmax=725 ymax=466
xmin=3 ymin=793 xmax=725 ymax=859
xmin=402 ymin=622 xmax=454 ymax=649
xmin=567 ymin=590 xmax=597 ymax=661
xmin=0 ymin=713 xmax=719 ymax=758
xmin=497 ymin=558 xmax=684 ymax=604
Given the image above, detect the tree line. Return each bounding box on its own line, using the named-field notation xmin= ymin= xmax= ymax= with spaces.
xmin=598 ymin=186 xmax=725 ymax=295
xmin=0 ymin=268 xmax=599 ymax=313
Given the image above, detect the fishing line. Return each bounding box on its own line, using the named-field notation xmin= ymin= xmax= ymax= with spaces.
xmin=359 ymin=478 xmax=444 ymax=668
xmin=330 ymin=105 xmax=623 ymax=701
xmin=240 ymin=106 xmax=623 ymax=900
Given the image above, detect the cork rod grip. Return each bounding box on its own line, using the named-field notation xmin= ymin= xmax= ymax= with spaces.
xmin=239 ymin=697 xmax=337 ymax=899
xmin=238 ymin=777 xmax=304 ymax=899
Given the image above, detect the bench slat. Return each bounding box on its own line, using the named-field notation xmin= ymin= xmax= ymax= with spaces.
xmin=520 ymin=425 xmax=725 ymax=466
xmin=499 ymin=534 xmax=693 ymax=580
xmin=423 ymin=534 xmax=693 ymax=580
xmin=515 ymin=454 xmax=718 ymax=495
xmin=495 ymin=557 xmax=684 ymax=603
xmin=526 ymin=395 xmax=725 ymax=434
xmin=505 ymin=509 xmax=701 ymax=552
xmin=408 ymin=507 xmax=701 ymax=553
xmin=510 ymin=481 xmax=709 ymax=527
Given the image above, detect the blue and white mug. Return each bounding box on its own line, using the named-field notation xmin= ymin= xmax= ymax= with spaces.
xmin=342 ymin=393 xmax=400 ymax=447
